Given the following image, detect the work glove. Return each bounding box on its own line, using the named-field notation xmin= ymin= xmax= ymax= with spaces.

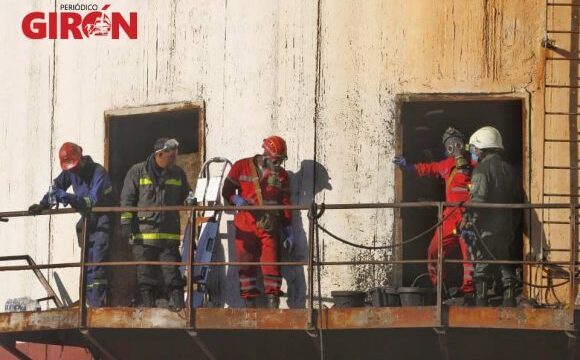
xmin=61 ymin=193 xmax=78 ymax=208
xmin=461 ymin=229 xmax=477 ymax=246
xmin=282 ymin=226 xmax=295 ymax=255
xmin=184 ymin=191 xmax=197 ymax=206
xmin=393 ymin=155 xmax=415 ymax=173
xmin=54 ymin=189 xmax=71 ymax=206
xmin=230 ymin=195 xmax=250 ymax=207
xmin=28 ymin=204 xmax=46 ymax=215
xmin=120 ymin=223 xmax=133 ymax=241
xmin=55 ymin=190 xmax=85 ymax=209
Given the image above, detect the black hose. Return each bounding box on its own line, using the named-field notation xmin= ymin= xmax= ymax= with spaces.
xmin=316 ymin=206 xmax=461 ymax=250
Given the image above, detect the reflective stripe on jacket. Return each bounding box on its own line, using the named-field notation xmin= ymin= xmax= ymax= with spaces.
xmin=120 ymin=160 xmax=191 ymax=246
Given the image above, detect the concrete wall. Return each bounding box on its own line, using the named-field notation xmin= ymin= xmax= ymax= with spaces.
xmin=0 ymin=0 xmax=546 ymax=308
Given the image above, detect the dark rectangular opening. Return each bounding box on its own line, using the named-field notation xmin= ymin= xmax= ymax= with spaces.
xmin=104 ymin=103 xmax=204 ymax=306
xmin=398 ymin=98 xmax=524 ymax=288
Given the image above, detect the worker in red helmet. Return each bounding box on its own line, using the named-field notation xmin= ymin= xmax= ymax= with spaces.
xmin=394 ymin=127 xmax=475 ymax=300
xmin=222 ymin=135 xmax=293 ymax=309
xmin=28 ymin=142 xmax=116 ymax=307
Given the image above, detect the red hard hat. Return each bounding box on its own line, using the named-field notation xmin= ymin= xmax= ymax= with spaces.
xmin=59 ymin=142 xmax=83 ymax=171
xmin=262 ymin=135 xmax=287 ymax=159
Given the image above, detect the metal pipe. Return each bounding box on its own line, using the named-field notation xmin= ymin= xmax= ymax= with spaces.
xmin=436 ymin=203 xmax=444 ymax=326
xmin=78 ymin=215 xmax=89 ymax=328
xmin=316 ymin=260 xmax=435 ymax=265
xmin=80 ymin=329 xmax=118 ymax=360
xmin=0 ymin=202 xmax=575 ymax=219
xmin=307 ymin=203 xmax=315 ymax=330
xmin=0 ymin=261 xmax=309 ymax=272
xmin=443 ymin=259 xmax=574 ymax=265
xmin=25 ymin=256 xmax=63 ymax=308
xmin=547 ymin=3 xmax=580 ymax=7
xmin=1 ymin=258 xmax=577 ymax=272
xmin=0 ymin=208 xmax=77 ymax=218
xmin=187 ymin=208 xmax=196 ymax=329
xmin=569 ymin=204 xmax=577 ymax=330
xmin=92 ymin=205 xmax=309 ymax=212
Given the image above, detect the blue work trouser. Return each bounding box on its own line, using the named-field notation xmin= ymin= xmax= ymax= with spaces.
xmin=76 ymin=215 xmax=111 ymax=307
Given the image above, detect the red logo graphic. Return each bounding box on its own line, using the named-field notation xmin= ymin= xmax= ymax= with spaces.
xmin=22 ymin=4 xmax=137 ymax=40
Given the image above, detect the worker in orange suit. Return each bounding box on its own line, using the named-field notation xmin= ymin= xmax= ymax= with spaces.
xmin=394 ymin=127 xmax=475 ymax=298
xmin=222 ymin=135 xmax=293 ymax=309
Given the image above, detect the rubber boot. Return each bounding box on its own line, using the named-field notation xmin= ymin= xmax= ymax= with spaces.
xmin=140 ymin=288 xmax=155 ymax=307
xmin=502 ymin=284 xmax=516 ymax=307
xmin=244 ymin=297 xmax=257 ymax=308
xmin=475 ymin=281 xmax=488 ymax=307
xmin=169 ymin=288 xmax=185 ymax=310
xmin=265 ymin=294 xmax=280 ymax=309
xmin=87 ymin=284 xmax=107 ymax=308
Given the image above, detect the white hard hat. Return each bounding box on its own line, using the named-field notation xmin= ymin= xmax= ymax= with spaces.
xmin=469 ymin=126 xmax=504 ymax=150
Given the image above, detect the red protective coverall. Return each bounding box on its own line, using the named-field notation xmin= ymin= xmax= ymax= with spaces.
xmin=414 ymin=156 xmax=474 ymax=293
xmin=226 ymin=156 xmax=292 ymax=299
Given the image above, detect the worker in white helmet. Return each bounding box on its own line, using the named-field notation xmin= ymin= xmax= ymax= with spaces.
xmin=462 ymin=126 xmax=518 ymax=307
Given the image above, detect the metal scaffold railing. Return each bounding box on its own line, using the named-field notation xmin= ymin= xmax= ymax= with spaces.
xmin=0 ymin=201 xmax=577 ymax=321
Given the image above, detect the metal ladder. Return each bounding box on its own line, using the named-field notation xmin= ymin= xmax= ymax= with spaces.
xmin=542 ymin=0 xmax=580 ymax=285
xmin=543 ymin=3 xmax=580 ymax=358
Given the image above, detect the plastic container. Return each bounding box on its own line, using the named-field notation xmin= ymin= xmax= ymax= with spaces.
xmin=4 ymin=299 xmax=12 ymax=312
xmin=368 ymin=287 xmax=400 ymax=307
xmin=6 ymin=297 xmax=40 ymax=312
xmin=397 ymin=287 xmax=437 ymax=306
xmin=331 ymin=291 xmax=366 ymax=308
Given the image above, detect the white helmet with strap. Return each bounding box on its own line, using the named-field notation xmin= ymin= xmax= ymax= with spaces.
xmin=469 ymin=126 xmax=504 ymax=150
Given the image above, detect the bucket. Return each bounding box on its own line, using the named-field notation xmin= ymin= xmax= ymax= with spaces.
xmin=331 ymin=291 xmax=366 ymax=308
xmin=397 ymin=287 xmax=437 ymax=306
xmin=368 ymin=287 xmax=400 ymax=307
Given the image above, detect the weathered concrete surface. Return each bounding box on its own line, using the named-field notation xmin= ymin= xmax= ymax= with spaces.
xmin=315 ymin=0 xmax=543 ymax=296
xmin=0 ymin=0 xmax=550 ymax=307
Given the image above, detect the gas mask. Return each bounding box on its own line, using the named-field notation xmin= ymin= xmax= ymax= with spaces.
xmin=445 ymin=138 xmax=470 ymax=169
xmin=263 ymin=155 xmax=285 ymax=173
xmin=444 ymin=138 xmax=464 ymax=158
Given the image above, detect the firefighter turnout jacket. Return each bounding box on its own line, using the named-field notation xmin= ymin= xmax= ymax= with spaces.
xmin=120 ymin=158 xmax=190 ymax=247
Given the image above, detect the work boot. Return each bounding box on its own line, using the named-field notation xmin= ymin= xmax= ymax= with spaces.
xmin=140 ymin=288 xmax=155 ymax=307
xmin=169 ymin=288 xmax=185 ymax=310
xmin=265 ymin=294 xmax=280 ymax=309
xmin=244 ymin=297 xmax=257 ymax=308
xmin=475 ymin=281 xmax=488 ymax=307
xmin=502 ymin=284 xmax=516 ymax=308
xmin=463 ymin=292 xmax=476 ymax=307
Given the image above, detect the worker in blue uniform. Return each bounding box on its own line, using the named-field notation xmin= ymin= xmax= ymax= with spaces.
xmin=29 ymin=142 xmax=116 ymax=307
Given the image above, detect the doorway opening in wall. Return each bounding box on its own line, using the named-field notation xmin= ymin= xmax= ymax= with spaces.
xmin=396 ymin=96 xmax=524 ymax=289
xmin=104 ymin=102 xmax=204 ymax=306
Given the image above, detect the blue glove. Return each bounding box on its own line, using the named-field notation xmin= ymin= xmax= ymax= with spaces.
xmin=230 ymin=195 xmax=249 ymax=207
xmin=393 ymin=155 xmax=415 ymax=173
xmin=393 ymin=155 xmax=407 ymax=167
xmin=54 ymin=189 xmax=70 ymax=205
xmin=282 ymin=226 xmax=294 ymax=255
xmin=55 ymin=190 xmax=83 ymax=209
xmin=461 ymin=229 xmax=477 ymax=246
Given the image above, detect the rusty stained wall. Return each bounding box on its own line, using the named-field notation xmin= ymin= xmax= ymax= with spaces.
xmin=0 ymin=0 xmax=548 ymax=308
xmin=531 ymin=1 xmax=580 ymax=306
xmin=315 ymin=0 xmax=544 ymax=296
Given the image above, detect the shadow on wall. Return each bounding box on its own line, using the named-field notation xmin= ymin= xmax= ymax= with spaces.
xmin=284 ymin=160 xmax=332 ymax=308
xmin=221 ymin=159 xmax=332 ymax=308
